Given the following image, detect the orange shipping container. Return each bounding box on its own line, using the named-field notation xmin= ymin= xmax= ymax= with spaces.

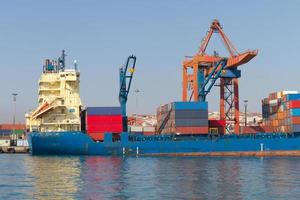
xmin=175 ymin=127 xmax=208 ymax=134
xmin=0 ymin=124 xmax=25 ymax=130
xmin=291 ymin=117 xmax=300 ymax=124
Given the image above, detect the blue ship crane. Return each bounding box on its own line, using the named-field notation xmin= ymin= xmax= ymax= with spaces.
xmin=196 ymin=58 xmax=228 ymax=102
xmin=119 ymin=55 xmax=137 ymax=132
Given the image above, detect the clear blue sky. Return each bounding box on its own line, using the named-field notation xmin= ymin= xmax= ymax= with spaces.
xmin=0 ymin=0 xmax=299 ymax=123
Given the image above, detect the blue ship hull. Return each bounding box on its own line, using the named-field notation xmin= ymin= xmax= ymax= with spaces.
xmin=28 ymin=131 xmax=300 ymax=156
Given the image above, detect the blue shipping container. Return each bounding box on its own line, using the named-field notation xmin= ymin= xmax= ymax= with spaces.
xmin=86 ymin=107 xmax=122 ymax=115
xmin=174 ymin=102 xmax=208 ymax=110
xmin=175 ymin=110 xmax=208 ymax=119
xmin=286 ymin=94 xmax=300 ymax=101
xmin=290 ymin=109 xmax=300 ymax=117
xmin=0 ymin=130 xmax=12 ymax=136
xmin=292 ymin=124 xmax=300 ymax=132
xmin=175 ymin=119 xmax=208 ymax=127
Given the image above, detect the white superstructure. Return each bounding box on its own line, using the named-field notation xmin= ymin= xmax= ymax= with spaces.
xmin=26 ymin=52 xmax=82 ymax=132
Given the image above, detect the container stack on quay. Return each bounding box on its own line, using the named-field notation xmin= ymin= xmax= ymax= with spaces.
xmin=84 ymin=107 xmax=123 ymax=141
xmin=262 ymin=91 xmax=300 ymax=133
xmin=156 ymin=102 xmax=208 ymax=134
xmin=0 ymin=124 xmax=26 ymax=138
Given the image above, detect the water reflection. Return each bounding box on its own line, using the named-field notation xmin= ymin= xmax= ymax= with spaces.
xmin=1 ymin=155 xmax=300 ymax=199
xmin=24 ymin=156 xmax=81 ymax=200
xmin=78 ymin=156 xmax=124 ymax=200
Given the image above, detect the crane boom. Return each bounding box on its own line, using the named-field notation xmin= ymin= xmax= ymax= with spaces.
xmin=182 ymin=19 xmax=258 ymax=134
xmin=119 ymin=55 xmax=137 ymax=132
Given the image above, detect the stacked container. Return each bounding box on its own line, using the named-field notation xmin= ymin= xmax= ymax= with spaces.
xmin=85 ymin=107 xmax=123 ymax=141
xmin=156 ymin=102 xmax=208 ymax=134
xmin=0 ymin=124 xmax=26 ymax=138
xmin=262 ymin=91 xmax=300 ymax=133
xmin=0 ymin=124 xmax=25 ymax=130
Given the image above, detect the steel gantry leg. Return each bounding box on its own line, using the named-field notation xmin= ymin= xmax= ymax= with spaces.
xmin=220 ymin=78 xmax=240 ymax=134
xmin=233 ymin=78 xmax=240 ymax=134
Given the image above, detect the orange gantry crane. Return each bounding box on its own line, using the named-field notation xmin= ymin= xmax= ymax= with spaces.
xmin=182 ymin=19 xmax=258 ymax=134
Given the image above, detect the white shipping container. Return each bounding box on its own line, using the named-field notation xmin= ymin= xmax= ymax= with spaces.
xmin=17 ymin=139 xmax=29 ymax=147
xmin=0 ymin=139 xmax=10 ymax=147
xmin=282 ymin=91 xmax=299 ymax=95
xmin=129 ymin=126 xmax=143 ymax=132
xmin=143 ymin=126 xmax=155 ymax=132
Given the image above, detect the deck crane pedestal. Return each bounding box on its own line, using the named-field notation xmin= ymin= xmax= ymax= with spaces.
xmin=182 ymin=19 xmax=258 ymax=134
xmin=119 ymin=55 xmax=137 ymax=132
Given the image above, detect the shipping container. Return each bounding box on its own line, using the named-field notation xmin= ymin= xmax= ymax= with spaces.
xmin=209 ymin=120 xmax=226 ymax=127
xmin=87 ymin=124 xmax=123 ymax=133
xmin=157 ymin=101 xmax=208 ymax=135
xmin=173 ymin=127 xmax=208 ymax=134
xmin=174 ymin=102 xmax=208 ymax=110
xmin=291 ymin=117 xmax=300 ymax=124
xmin=17 ymin=139 xmax=29 ymax=147
xmin=174 ymin=119 xmax=208 ymax=127
xmin=241 ymin=126 xmax=275 ymax=134
xmin=286 ymin=94 xmax=300 ymax=101
xmin=292 ymin=125 xmax=300 ymax=132
xmin=174 ymin=110 xmax=208 ymax=119
xmin=86 ymin=115 xmax=123 ymax=124
xmin=0 ymin=139 xmax=10 ymax=147
xmin=130 ymin=126 xmax=143 ymax=132
xmin=0 ymin=124 xmax=25 ymax=130
xmin=143 ymin=126 xmax=156 ymax=132
xmin=291 ymin=109 xmax=300 ymax=117
xmin=289 ymin=101 xmax=300 ymax=109
xmin=86 ymin=107 xmax=122 ymax=115
xmin=262 ymin=91 xmax=300 ymax=133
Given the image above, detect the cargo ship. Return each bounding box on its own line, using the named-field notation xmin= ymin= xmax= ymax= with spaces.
xmin=25 ymin=51 xmax=300 ymax=156
xmin=26 ymin=20 xmax=300 ymax=156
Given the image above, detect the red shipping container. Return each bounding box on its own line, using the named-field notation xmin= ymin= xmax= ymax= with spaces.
xmin=209 ymin=120 xmax=226 ymax=127
xmin=87 ymin=124 xmax=123 ymax=133
xmin=86 ymin=115 xmax=123 ymax=124
xmin=289 ymin=101 xmax=300 ymax=109
xmin=87 ymin=132 xmax=105 ymax=141
xmin=86 ymin=115 xmax=123 ymax=133
xmin=175 ymin=126 xmax=208 ymax=134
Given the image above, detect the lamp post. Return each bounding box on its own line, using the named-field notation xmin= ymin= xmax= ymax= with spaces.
xmin=244 ymin=100 xmax=248 ymax=126
xmin=134 ymin=89 xmax=140 ymax=126
xmin=12 ymin=93 xmax=18 ymax=141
